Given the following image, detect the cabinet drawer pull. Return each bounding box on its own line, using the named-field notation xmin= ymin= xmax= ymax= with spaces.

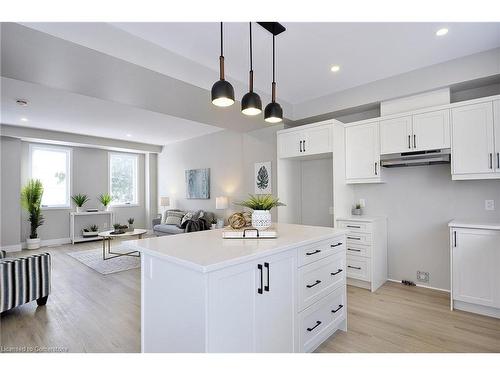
xmin=374 ymin=162 xmax=378 ymax=176
xmin=408 ymin=135 xmax=411 ymax=149
xmin=257 ymin=264 xmax=263 ymax=294
xmin=413 ymin=134 xmax=416 ymax=149
xmin=497 ymin=152 xmax=500 ymax=169
xmin=348 ymin=265 xmax=362 ymax=270
xmin=306 ymin=280 xmax=322 ymax=288
xmin=330 ymin=242 xmax=343 ymax=248
xmin=331 ymin=304 xmax=343 ymax=313
xmin=305 ymin=249 xmax=321 ymax=256
xmin=348 ymin=248 xmax=361 ymax=252
xmin=307 ymin=320 xmax=322 ymax=332
xmin=453 ymin=231 xmax=457 ymax=248
xmin=303 ymin=139 xmax=306 ymax=153
xmin=346 ymin=225 xmax=361 ymax=228
xmin=299 ymin=140 xmax=303 ymax=153
xmin=330 ymin=269 xmax=343 ymax=276
xmin=347 ymin=236 xmax=361 ymax=240
xmin=489 ymin=153 xmax=493 ymax=169
xmin=264 ymin=262 xmax=270 ymax=292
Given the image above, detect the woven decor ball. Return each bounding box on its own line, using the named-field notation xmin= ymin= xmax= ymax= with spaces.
xmin=228 ymin=213 xmax=247 ymax=229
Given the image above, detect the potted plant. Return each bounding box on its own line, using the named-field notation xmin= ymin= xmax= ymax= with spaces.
xmin=82 ymin=224 xmax=99 ymax=237
xmin=235 ymin=194 xmax=285 ymax=230
xmin=352 ymin=203 xmax=363 ymax=215
xmin=21 ymin=179 xmax=45 ymax=249
xmin=112 ymin=223 xmax=123 ymax=234
xmin=98 ymin=193 xmax=112 ymax=211
xmin=127 ymin=217 xmax=135 ymax=232
xmin=71 ymin=193 xmax=90 ymax=213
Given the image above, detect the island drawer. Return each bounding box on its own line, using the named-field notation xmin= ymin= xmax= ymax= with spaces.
xmin=346 ymin=232 xmax=372 ymax=246
xmin=346 ymin=243 xmax=371 ymax=258
xmin=298 ymin=236 xmax=345 ymax=266
xmin=346 ymin=255 xmax=371 ymax=281
xmin=337 ymin=220 xmax=372 ymax=233
xmin=298 ymin=252 xmax=345 ymax=311
xmin=299 ymin=286 xmax=346 ymax=353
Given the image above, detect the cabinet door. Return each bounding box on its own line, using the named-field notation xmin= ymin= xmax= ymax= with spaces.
xmin=380 ymin=116 xmax=412 ymax=154
xmin=494 ymin=100 xmax=500 ymax=172
xmin=452 ymin=228 xmax=500 ymax=308
xmin=304 ymin=124 xmax=332 ymax=155
xmin=451 ymin=102 xmax=494 ymax=175
xmin=255 ymin=251 xmax=296 ymax=352
xmin=412 ymin=109 xmax=450 ymax=151
xmin=207 ymin=261 xmax=258 ymax=352
xmin=278 ymin=131 xmax=302 ymax=159
xmin=345 ymin=122 xmax=381 ymax=182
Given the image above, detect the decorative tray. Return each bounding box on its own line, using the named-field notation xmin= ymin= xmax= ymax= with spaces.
xmin=222 ymin=227 xmax=277 ymax=239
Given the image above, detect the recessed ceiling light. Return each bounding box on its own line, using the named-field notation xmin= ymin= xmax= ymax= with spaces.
xmin=126 ymin=134 xmax=132 ymax=137
xmin=436 ymin=28 xmax=448 ymax=36
xmin=20 ymin=117 xmax=28 ymax=122
xmin=330 ymin=65 xmax=340 ymax=72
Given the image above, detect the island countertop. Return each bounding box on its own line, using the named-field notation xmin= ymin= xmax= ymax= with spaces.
xmin=125 ymin=223 xmax=347 ymax=273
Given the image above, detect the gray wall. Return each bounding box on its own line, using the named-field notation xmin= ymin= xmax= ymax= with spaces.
xmin=352 ymin=165 xmax=500 ymax=290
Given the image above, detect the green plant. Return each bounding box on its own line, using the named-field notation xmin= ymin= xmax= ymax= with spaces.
xmin=98 ymin=193 xmax=112 ymax=207
xmin=89 ymin=224 xmax=99 ymax=232
xmin=127 ymin=217 xmax=135 ymax=225
xmin=71 ymin=193 xmax=90 ymax=207
xmin=21 ymin=179 xmax=45 ymax=239
xmin=355 ymin=203 xmax=362 ymax=209
xmin=113 ymin=223 xmax=121 ymax=230
xmin=235 ymin=194 xmax=285 ymax=211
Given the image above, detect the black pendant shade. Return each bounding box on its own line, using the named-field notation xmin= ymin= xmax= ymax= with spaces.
xmin=242 ymin=23 xmax=262 ymax=116
xmin=264 ymin=34 xmax=283 ymax=123
xmin=211 ymin=22 xmax=235 ymax=107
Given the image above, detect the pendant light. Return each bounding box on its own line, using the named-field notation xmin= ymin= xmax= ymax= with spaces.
xmin=241 ymin=23 xmax=262 ymax=116
xmin=211 ymin=22 xmax=235 ymax=107
xmin=264 ymin=33 xmax=283 ymax=123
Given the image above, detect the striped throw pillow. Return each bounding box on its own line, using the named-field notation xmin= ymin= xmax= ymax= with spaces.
xmin=165 ymin=211 xmax=185 ymax=226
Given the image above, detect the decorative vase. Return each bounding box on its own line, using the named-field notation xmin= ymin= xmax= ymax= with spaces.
xmin=352 ymin=208 xmax=363 ymax=215
xmin=251 ymin=210 xmax=272 ymax=230
xmin=76 ymin=206 xmax=82 ymax=213
xmin=126 ymin=224 xmax=134 ymax=232
xmin=26 ymin=237 xmax=41 ymax=250
xmin=104 ymin=206 xmax=110 ymax=212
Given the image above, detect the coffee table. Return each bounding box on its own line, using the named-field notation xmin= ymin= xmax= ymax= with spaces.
xmin=98 ymin=229 xmax=147 ymax=260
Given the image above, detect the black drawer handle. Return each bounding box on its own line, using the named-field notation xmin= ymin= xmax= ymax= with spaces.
xmin=306 ymin=280 xmax=322 ymax=288
xmin=264 ymin=262 xmax=270 ymax=292
xmin=348 ymin=248 xmax=361 ymax=252
xmin=307 ymin=320 xmax=322 ymax=332
xmin=331 ymin=304 xmax=343 ymax=313
xmin=347 ymin=236 xmax=361 ymax=240
xmin=330 ymin=242 xmax=343 ymax=248
xmin=331 ymin=269 xmax=343 ymax=276
xmin=306 ymin=249 xmax=321 ymax=256
xmin=257 ymin=264 xmax=263 ymax=294
xmin=346 ymin=225 xmax=361 ymax=228
xmin=348 ymin=265 xmax=362 ymax=270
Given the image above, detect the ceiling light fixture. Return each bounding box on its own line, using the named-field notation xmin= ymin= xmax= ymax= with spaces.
xmin=259 ymin=22 xmax=286 ymax=124
xmin=126 ymin=134 xmax=132 ymax=137
xmin=436 ymin=28 xmax=448 ymax=36
xmin=241 ymin=23 xmax=262 ymax=116
xmin=330 ymin=65 xmax=340 ymax=72
xmin=20 ymin=117 xmax=28 ymax=122
xmin=211 ymin=22 xmax=235 ymax=107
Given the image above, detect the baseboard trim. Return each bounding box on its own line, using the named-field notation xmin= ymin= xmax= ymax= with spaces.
xmin=387 ymin=278 xmax=450 ymax=293
xmin=21 ymin=237 xmax=71 ymax=249
xmin=1 ymin=243 xmax=23 ymax=253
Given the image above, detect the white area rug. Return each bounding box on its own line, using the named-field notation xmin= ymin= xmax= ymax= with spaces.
xmin=67 ymin=245 xmax=140 ymax=275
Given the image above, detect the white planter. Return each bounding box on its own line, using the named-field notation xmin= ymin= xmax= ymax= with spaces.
xmin=251 ymin=210 xmax=272 ymax=230
xmin=104 ymin=206 xmax=110 ymax=212
xmin=126 ymin=225 xmax=134 ymax=232
xmin=26 ymin=237 xmax=41 ymax=250
xmin=76 ymin=206 xmax=82 ymax=213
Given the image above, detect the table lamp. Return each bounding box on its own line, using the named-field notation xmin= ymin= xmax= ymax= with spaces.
xmin=215 ymin=196 xmax=229 ymax=228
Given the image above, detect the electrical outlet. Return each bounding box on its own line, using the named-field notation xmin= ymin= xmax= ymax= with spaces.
xmin=485 ymin=200 xmax=495 ymax=211
xmin=417 ymin=271 xmax=429 ymax=283
xmin=359 ymin=199 xmax=366 ymax=208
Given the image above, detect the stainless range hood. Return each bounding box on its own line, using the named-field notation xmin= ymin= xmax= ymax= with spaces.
xmin=380 ymin=149 xmax=451 ymax=168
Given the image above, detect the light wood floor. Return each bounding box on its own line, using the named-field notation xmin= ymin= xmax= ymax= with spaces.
xmin=1 ymin=243 xmax=499 ymax=353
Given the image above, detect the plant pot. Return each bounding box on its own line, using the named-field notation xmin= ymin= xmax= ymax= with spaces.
xmin=251 ymin=210 xmax=272 ymax=230
xmin=211 ymin=223 xmax=217 ymax=230
xmin=126 ymin=225 xmax=134 ymax=232
xmin=76 ymin=206 xmax=82 ymax=213
xmin=104 ymin=206 xmax=110 ymax=212
xmin=351 ymin=208 xmax=363 ymax=216
xmin=26 ymin=237 xmax=41 ymax=250
xmin=82 ymin=231 xmax=98 ymax=237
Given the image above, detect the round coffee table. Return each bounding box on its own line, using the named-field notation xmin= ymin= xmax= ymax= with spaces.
xmin=98 ymin=229 xmax=147 ymax=260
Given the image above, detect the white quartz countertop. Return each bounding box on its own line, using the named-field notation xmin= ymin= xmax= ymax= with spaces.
xmin=337 ymin=215 xmax=386 ymax=222
xmin=448 ymin=220 xmax=500 ymax=231
xmin=125 ymin=223 xmax=347 ymax=273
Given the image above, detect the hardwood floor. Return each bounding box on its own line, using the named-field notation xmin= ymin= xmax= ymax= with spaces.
xmin=1 ymin=243 xmax=499 ymax=353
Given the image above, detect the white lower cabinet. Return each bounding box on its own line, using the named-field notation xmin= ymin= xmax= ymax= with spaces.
xmin=449 ymin=223 xmax=500 ymax=318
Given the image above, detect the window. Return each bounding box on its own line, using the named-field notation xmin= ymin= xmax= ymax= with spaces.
xmin=29 ymin=145 xmax=71 ymax=208
xmin=109 ymin=153 xmax=138 ymax=206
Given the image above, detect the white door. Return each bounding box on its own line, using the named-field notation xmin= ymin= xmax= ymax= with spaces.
xmin=304 ymin=124 xmax=332 ymax=155
xmin=452 ymin=228 xmax=500 ymax=308
xmin=255 ymin=251 xmax=296 ymax=352
xmin=380 ymin=116 xmax=412 ymax=154
xmin=494 ymin=100 xmax=500 ymax=172
xmin=451 ymin=102 xmax=495 ymax=175
xmin=207 ymin=260 xmax=258 ymax=352
xmin=345 ymin=122 xmax=380 ymax=181
xmin=278 ymin=131 xmax=302 ymax=159
xmin=412 ymin=109 xmax=450 ymax=151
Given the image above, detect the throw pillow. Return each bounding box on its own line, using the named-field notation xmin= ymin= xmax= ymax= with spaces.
xmin=165 ymin=211 xmax=185 ymax=227
xmin=161 ymin=209 xmax=183 ymax=224
xmin=181 ymin=212 xmax=193 ymax=226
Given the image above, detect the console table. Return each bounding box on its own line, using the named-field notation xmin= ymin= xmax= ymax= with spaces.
xmin=70 ymin=211 xmax=115 ymax=244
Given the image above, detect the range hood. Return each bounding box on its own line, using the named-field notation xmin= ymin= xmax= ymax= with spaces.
xmin=380 ymin=149 xmax=451 ymax=168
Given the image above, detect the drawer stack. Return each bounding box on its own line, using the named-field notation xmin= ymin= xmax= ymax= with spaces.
xmin=337 ymin=217 xmax=387 ymax=292
xmin=296 ymin=234 xmax=347 ymax=352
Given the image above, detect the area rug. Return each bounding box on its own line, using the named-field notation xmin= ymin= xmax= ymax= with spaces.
xmin=67 ymin=245 xmax=140 ymax=275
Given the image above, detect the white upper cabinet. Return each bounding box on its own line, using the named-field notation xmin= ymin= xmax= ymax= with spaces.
xmin=412 ymin=109 xmax=450 ymax=151
xmin=277 ymin=122 xmax=332 ymax=159
xmin=379 ymin=116 xmax=412 ymax=154
xmin=451 ymin=102 xmax=498 ymax=180
xmin=494 ymin=100 xmax=500 ymax=172
xmin=345 ymin=122 xmax=382 ymax=184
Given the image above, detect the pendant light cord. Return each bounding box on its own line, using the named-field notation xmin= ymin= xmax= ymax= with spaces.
xmin=249 ymin=23 xmax=253 ymax=71
xmin=271 ymin=34 xmax=276 ymax=102
xmin=220 ymin=22 xmax=223 ymax=56
xmin=219 ymin=22 xmax=224 ymax=80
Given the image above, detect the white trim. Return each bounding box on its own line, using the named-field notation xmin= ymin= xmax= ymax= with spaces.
xmin=387 ymin=279 xmax=450 ymax=293
xmin=21 ymin=237 xmax=71 ymax=249
xmin=108 ymin=151 xmax=139 ymax=206
xmin=1 ymin=244 xmax=23 ymax=253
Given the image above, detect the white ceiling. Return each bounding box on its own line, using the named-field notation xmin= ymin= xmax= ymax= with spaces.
xmin=0 ymin=78 xmax=222 ymax=146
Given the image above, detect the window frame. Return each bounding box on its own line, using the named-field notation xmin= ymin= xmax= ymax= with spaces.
xmin=28 ymin=144 xmax=72 ymax=210
xmin=108 ymin=152 xmax=139 ymax=208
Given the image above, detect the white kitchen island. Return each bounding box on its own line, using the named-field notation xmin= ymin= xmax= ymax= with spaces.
xmin=126 ymin=223 xmax=348 ymax=353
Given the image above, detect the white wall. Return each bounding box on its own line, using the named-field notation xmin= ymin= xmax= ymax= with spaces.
xmin=352 ymin=165 xmax=500 ymax=290
xmin=158 ymin=125 xmax=283 ymax=218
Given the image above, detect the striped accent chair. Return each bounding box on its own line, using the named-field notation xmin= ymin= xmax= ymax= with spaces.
xmin=0 ymin=250 xmax=51 ymax=313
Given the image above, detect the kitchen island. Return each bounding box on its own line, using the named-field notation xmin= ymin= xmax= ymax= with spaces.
xmin=126 ymin=223 xmax=348 ymax=353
